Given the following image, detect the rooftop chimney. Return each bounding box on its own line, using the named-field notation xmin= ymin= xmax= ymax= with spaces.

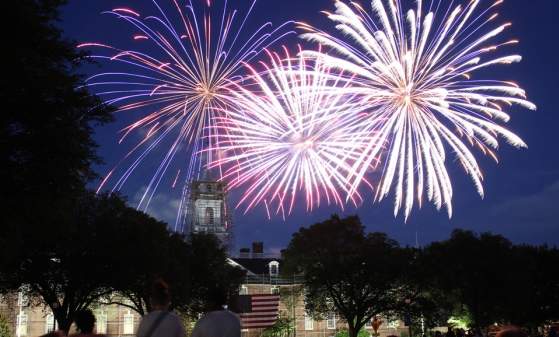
xmin=239 ymin=247 xmax=250 ymax=258
xmin=252 ymin=241 xmax=264 ymax=257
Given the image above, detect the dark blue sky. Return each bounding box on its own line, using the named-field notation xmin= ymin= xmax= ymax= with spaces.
xmin=61 ymin=0 xmax=559 ymax=253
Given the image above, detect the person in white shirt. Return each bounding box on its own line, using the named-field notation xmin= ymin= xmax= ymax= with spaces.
xmin=191 ymin=287 xmax=241 ymax=337
xmin=136 ymin=279 xmax=185 ymax=337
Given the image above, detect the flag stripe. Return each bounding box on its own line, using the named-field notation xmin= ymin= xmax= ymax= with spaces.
xmin=241 ymin=294 xmax=280 ymax=329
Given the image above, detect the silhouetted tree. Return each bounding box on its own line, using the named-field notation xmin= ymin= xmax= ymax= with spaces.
xmin=424 ymin=230 xmax=513 ymax=332
xmin=105 ymin=232 xmax=245 ymax=317
xmin=282 ymin=215 xmax=414 ymax=337
xmin=0 ymin=192 xmax=130 ymax=333
xmin=1 ymin=0 xmax=113 ymax=238
xmin=184 ymin=233 xmax=246 ymax=315
xmin=0 ymin=190 xmax=245 ymax=332
xmin=502 ymin=245 xmax=559 ymax=329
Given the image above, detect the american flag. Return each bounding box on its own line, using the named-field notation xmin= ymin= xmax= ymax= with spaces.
xmin=239 ymin=294 xmax=280 ymax=329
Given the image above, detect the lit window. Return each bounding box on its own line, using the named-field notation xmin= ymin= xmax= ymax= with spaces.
xmin=45 ymin=313 xmax=57 ymax=333
xmin=16 ymin=311 xmax=28 ymax=337
xmin=326 ymin=313 xmax=336 ymax=330
xmin=239 ymin=285 xmax=248 ymax=295
xmin=269 ymin=261 xmax=279 ymax=276
xmin=271 ymin=286 xmax=280 ymax=295
xmin=123 ymin=310 xmax=135 ymax=335
xmin=304 ymin=313 xmax=314 ymax=330
xmin=387 ymin=319 xmax=400 ymax=329
xmin=96 ymin=310 xmax=108 ymax=334
xmin=205 ymin=207 xmax=215 ymax=225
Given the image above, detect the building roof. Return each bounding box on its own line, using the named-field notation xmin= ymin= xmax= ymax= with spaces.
xmin=230 ymin=257 xmax=281 ymax=275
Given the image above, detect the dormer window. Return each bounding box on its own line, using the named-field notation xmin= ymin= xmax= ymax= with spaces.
xmin=268 ymin=261 xmax=279 ymax=276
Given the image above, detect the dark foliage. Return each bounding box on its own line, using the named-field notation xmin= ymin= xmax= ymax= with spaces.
xmin=0 ymin=191 xmax=245 ymax=332
xmin=422 ymin=229 xmax=559 ymax=331
xmin=1 ymin=0 xmax=113 ymax=230
xmin=282 ymin=215 xmax=415 ymax=337
xmin=0 ymin=192 xmax=133 ymax=333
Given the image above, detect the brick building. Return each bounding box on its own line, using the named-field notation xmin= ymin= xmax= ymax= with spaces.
xmin=0 ymin=246 xmax=407 ymax=337
xmin=0 ymin=292 xmax=142 ymax=337
xmin=231 ymin=243 xmax=408 ymax=337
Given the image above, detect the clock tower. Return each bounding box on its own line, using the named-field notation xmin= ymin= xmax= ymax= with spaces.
xmin=186 ymin=178 xmax=232 ymax=245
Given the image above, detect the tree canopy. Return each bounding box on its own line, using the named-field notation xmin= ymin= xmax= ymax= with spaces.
xmin=282 ymin=215 xmax=415 ymax=337
xmin=1 ymin=0 xmax=113 ymax=236
xmin=0 ymin=191 xmax=245 ymax=333
xmin=106 ymin=230 xmax=245 ymax=316
xmin=422 ymin=229 xmax=559 ymax=331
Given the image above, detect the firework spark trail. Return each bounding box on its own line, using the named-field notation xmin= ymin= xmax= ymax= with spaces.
xmin=299 ymin=0 xmax=536 ymax=220
xmin=80 ymin=0 xmax=293 ymax=228
xmin=208 ymin=48 xmax=380 ymax=217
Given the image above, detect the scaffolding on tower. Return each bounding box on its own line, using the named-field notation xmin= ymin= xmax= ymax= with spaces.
xmin=180 ymin=167 xmax=233 ymax=247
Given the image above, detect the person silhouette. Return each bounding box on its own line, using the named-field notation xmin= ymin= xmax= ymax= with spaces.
xmin=191 ymin=286 xmax=241 ymax=337
xmin=71 ymin=309 xmax=105 ymax=337
xmin=136 ymin=279 xmax=185 ymax=337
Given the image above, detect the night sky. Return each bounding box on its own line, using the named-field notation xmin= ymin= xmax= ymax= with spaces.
xmin=60 ymin=0 xmax=559 ymax=253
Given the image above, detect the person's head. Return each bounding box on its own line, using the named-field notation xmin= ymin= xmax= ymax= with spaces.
xmin=150 ymin=278 xmax=171 ymax=310
xmin=207 ymin=286 xmax=228 ymax=311
xmin=496 ymin=327 xmax=528 ymax=337
xmin=74 ymin=309 xmax=96 ymax=334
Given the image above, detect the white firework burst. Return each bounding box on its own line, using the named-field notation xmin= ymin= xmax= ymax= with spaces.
xmin=300 ymin=0 xmax=536 ymax=219
xmin=209 ymin=48 xmax=378 ymax=217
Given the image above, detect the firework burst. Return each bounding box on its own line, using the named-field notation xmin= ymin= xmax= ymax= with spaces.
xmin=209 ymin=48 xmax=379 ymax=217
xmin=300 ymin=0 xmax=536 ymax=219
xmin=79 ymin=0 xmax=292 ymax=225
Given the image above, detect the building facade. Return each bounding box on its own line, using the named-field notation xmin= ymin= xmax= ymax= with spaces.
xmin=0 ymin=249 xmax=407 ymax=337
xmin=0 ymin=292 xmax=142 ymax=337
xmin=230 ymin=246 xmax=408 ymax=337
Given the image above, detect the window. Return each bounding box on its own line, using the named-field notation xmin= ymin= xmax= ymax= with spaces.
xmin=270 ymin=286 xmax=280 ymax=295
xmin=16 ymin=311 xmax=28 ymax=337
xmin=206 ymin=184 xmax=212 ymax=192
xmin=387 ymin=319 xmax=400 ymax=329
xmin=304 ymin=313 xmax=314 ymax=330
xmin=45 ymin=313 xmax=57 ymax=333
xmin=205 ymin=207 xmax=214 ymax=225
xmin=269 ymin=261 xmax=279 ymax=276
xmin=123 ymin=310 xmax=135 ymax=335
xmin=365 ymin=319 xmax=372 ymax=328
xmin=239 ymin=285 xmax=248 ymax=295
xmin=326 ymin=313 xmax=336 ymax=329
xmin=96 ymin=310 xmax=108 ymax=334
